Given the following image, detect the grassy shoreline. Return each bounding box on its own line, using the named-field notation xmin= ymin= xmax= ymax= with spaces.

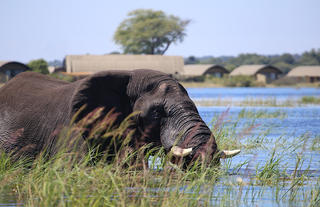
xmin=0 ymin=110 xmax=319 ymax=206
xmin=181 ymin=81 xmax=320 ymax=88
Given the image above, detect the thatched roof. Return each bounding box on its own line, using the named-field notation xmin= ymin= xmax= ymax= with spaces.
xmin=287 ymin=66 xmax=320 ymax=77
xmin=0 ymin=61 xmax=30 ymax=70
xmin=183 ymin=64 xmax=229 ymax=76
xmin=65 ymin=55 xmax=184 ymax=75
xmin=230 ymin=65 xmax=282 ymax=76
xmin=0 ymin=61 xmax=30 ymax=82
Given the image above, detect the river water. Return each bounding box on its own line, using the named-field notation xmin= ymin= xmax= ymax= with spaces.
xmin=189 ymin=87 xmax=320 ymax=171
xmin=188 ymin=87 xmax=320 ymax=206
xmin=188 ymin=87 xmax=320 ymax=100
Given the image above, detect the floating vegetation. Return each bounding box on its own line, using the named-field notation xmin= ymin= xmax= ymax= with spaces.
xmin=193 ymin=97 xmax=291 ymax=107
xmin=237 ymin=109 xmax=288 ymax=119
xmin=193 ymin=96 xmax=320 ymax=107
xmin=301 ymin=96 xmax=320 ymax=105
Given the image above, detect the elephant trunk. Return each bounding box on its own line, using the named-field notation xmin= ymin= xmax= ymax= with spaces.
xmin=165 ymin=102 xmax=240 ymax=160
xmin=162 ymin=102 xmax=215 ymax=153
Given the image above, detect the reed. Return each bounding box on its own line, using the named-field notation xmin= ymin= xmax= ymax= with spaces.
xmin=193 ymin=96 xmax=320 ymax=107
xmin=0 ymin=109 xmax=319 ymax=206
xmin=301 ymin=96 xmax=320 ymax=104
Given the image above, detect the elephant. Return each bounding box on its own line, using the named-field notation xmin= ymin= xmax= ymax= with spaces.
xmin=0 ymin=69 xmax=240 ymax=166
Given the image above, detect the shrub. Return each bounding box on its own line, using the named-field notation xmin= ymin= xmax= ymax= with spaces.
xmin=28 ymin=59 xmax=49 ymax=74
xmin=49 ymin=73 xmax=75 ymax=82
xmin=301 ymin=96 xmax=320 ymax=104
xmin=205 ymin=75 xmax=264 ymax=87
xmin=272 ymin=77 xmax=304 ymax=86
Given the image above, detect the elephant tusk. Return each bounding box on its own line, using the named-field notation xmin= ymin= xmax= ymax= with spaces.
xmin=171 ymin=146 xmax=193 ymax=157
xmin=220 ymin=149 xmax=241 ymax=159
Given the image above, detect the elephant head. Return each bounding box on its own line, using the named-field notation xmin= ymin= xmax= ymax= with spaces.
xmin=71 ymin=69 xmax=240 ymax=167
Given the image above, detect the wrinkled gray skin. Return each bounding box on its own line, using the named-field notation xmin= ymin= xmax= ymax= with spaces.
xmin=0 ymin=70 xmax=218 ymax=165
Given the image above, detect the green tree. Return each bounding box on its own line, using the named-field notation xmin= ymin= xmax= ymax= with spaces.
xmin=298 ymin=49 xmax=320 ymax=65
xmin=278 ymin=53 xmax=295 ymax=64
xmin=272 ymin=62 xmax=292 ymax=74
xmin=28 ymin=59 xmax=49 ymax=74
xmin=114 ymin=9 xmax=190 ymax=55
xmin=185 ymin=56 xmax=199 ymax=64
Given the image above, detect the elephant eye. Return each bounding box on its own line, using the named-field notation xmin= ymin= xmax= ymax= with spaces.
xmin=150 ymin=107 xmax=164 ymax=120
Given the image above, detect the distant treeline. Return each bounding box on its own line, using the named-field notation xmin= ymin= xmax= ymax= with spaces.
xmin=185 ymin=49 xmax=320 ymax=74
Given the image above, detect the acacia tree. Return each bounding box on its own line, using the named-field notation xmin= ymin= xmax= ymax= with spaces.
xmin=114 ymin=9 xmax=190 ymax=55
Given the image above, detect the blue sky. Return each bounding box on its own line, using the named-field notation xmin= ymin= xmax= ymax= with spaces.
xmin=0 ymin=0 xmax=319 ymax=63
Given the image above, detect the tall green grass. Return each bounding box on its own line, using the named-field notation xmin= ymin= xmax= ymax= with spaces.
xmin=0 ymin=109 xmax=319 ymax=206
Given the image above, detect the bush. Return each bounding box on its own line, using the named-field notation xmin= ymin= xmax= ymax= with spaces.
xmin=49 ymin=73 xmax=75 ymax=82
xmin=301 ymin=96 xmax=320 ymax=104
xmin=181 ymin=76 xmax=205 ymax=82
xmin=272 ymin=77 xmax=304 ymax=86
xmin=28 ymin=59 xmax=49 ymax=74
xmin=205 ymin=75 xmax=264 ymax=87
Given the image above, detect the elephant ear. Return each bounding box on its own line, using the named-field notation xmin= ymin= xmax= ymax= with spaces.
xmin=71 ymin=71 xmax=132 ymax=122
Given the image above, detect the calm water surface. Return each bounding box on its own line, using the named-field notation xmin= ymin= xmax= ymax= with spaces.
xmin=198 ymin=106 xmax=320 ymax=173
xmin=188 ymin=87 xmax=320 ymax=206
xmin=188 ymin=88 xmax=320 ymax=171
xmin=187 ymin=87 xmax=320 ymax=100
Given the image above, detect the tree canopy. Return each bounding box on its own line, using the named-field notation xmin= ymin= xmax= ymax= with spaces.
xmin=298 ymin=49 xmax=320 ymax=65
xmin=28 ymin=59 xmax=49 ymax=74
xmin=186 ymin=49 xmax=320 ymax=74
xmin=114 ymin=9 xmax=190 ymax=55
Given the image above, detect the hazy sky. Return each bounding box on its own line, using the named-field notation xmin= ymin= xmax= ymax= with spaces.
xmin=1 ymin=0 xmax=319 ymax=63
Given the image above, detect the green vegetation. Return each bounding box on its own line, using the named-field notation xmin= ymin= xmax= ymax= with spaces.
xmin=181 ymin=78 xmax=320 ymax=88
xmin=28 ymin=59 xmax=49 ymax=74
xmin=186 ymin=48 xmax=320 ymax=73
xmin=237 ymin=109 xmax=287 ymax=119
xmin=114 ymin=9 xmax=190 ymax=54
xmin=207 ymin=75 xmax=265 ymax=87
xmin=311 ymin=136 xmax=320 ymax=151
xmin=301 ymin=96 xmax=320 ymax=104
xmin=193 ymin=96 xmax=320 ymax=107
xmin=49 ymin=73 xmax=75 ymax=82
xmin=193 ymin=97 xmax=282 ymax=107
xmin=181 ymin=75 xmax=266 ymax=88
xmin=0 ymin=110 xmax=319 ymax=206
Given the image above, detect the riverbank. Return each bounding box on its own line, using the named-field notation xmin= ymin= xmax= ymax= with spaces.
xmin=180 ymin=81 xmax=320 ymax=88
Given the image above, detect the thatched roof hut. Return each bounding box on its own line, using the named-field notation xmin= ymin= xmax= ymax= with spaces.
xmin=287 ymin=66 xmax=320 ymax=82
xmin=230 ymin=65 xmax=282 ymax=83
xmin=65 ymin=55 xmax=184 ymax=76
xmin=183 ymin=64 xmax=229 ymax=77
xmin=0 ymin=61 xmax=30 ymax=83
